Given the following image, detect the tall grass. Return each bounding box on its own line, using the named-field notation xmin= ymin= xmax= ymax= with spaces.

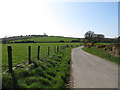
xmin=82 ymin=47 xmax=120 ymax=64
xmin=2 ymin=47 xmax=72 ymax=88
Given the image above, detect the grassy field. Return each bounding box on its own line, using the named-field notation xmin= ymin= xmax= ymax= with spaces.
xmin=82 ymin=47 xmax=120 ymax=64
xmin=10 ymin=36 xmax=79 ymax=42
xmin=2 ymin=43 xmax=82 ymax=70
xmin=2 ymin=44 xmax=76 ymax=88
xmin=2 ymin=37 xmax=82 ymax=88
xmin=94 ymin=43 xmax=110 ymax=45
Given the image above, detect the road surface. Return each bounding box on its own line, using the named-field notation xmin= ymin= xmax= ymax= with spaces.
xmin=71 ymin=46 xmax=118 ymax=88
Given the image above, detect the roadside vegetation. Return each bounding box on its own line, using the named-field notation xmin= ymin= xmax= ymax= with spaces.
xmin=83 ymin=31 xmax=120 ymax=64
xmin=94 ymin=43 xmax=110 ymax=45
xmin=2 ymin=48 xmax=72 ymax=88
xmin=2 ymin=42 xmax=82 ymax=88
xmin=82 ymin=46 xmax=120 ymax=64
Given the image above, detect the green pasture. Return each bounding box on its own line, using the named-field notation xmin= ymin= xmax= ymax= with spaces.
xmin=2 ymin=43 xmax=82 ymax=70
xmin=94 ymin=43 xmax=110 ymax=45
xmin=11 ymin=36 xmax=79 ymax=42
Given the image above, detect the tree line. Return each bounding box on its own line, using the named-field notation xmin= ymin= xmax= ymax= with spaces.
xmin=84 ymin=31 xmax=117 ymax=43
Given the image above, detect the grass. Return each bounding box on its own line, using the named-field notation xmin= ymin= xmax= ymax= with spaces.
xmin=2 ymin=43 xmax=82 ymax=71
xmin=10 ymin=36 xmax=79 ymax=42
xmin=0 ymin=43 xmax=2 ymax=66
xmin=2 ymin=47 xmax=72 ymax=88
xmin=82 ymin=47 xmax=120 ymax=64
xmin=95 ymin=43 xmax=110 ymax=45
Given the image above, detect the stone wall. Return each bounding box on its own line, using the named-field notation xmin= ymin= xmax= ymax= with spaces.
xmin=108 ymin=44 xmax=120 ymax=56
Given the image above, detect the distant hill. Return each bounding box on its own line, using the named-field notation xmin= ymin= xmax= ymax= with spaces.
xmin=2 ymin=36 xmax=82 ymax=43
xmin=14 ymin=36 xmax=79 ymax=42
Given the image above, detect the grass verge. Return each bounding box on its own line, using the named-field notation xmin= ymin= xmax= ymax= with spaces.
xmin=2 ymin=47 xmax=72 ymax=88
xmin=82 ymin=47 xmax=120 ymax=64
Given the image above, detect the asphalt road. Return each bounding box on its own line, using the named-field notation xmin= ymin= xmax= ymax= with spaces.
xmin=71 ymin=46 xmax=118 ymax=88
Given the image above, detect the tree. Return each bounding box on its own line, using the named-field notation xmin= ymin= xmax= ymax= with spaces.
xmin=94 ymin=34 xmax=105 ymax=42
xmin=84 ymin=31 xmax=95 ymax=43
xmin=43 ymin=33 xmax=48 ymax=36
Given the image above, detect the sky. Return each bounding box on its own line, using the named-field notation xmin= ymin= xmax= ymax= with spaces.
xmin=0 ymin=0 xmax=118 ymax=38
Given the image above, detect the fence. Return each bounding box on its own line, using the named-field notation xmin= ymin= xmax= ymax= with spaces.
xmin=6 ymin=45 xmax=81 ymax=73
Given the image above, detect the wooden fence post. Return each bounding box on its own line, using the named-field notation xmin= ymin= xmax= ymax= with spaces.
xmin=57 ymin=46 xmax=59 ymax=52
xmin=48 ymin=47 xmax=50 ymax=56
xmin=37 ymin=46 xmax=40 ymax=60
xmin=28 ymin=46 xmax=31 ymax=64
xmin=7 ymin=46 xmax=13 ymax=73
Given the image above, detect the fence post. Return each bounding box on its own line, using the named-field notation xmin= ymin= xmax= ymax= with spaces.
xmin=57 ymin=46 xmax=59 ymax=52
xmin=7 ymin=46 xmax=13 ymax=73
xmin=37 ymin=46 xmax=40 ymax=60
xmin=28 ymin=46 xmax=31 ymax=64
xmin=48 ymin=47 xmax=50 ymax=56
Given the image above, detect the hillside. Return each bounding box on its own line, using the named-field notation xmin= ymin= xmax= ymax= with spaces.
xmin=9 ymin=36 xmax=80 ymax=43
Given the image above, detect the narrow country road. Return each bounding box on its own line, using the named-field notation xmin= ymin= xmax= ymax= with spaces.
xmin=71 ymin=46 xmax=118 ymax=88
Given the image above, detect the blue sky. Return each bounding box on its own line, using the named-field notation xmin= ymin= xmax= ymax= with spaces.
xmin=0 ymin=1 xmax=118 ymax=38
xmin=49 ymin=2 xmax=118 ymax=38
